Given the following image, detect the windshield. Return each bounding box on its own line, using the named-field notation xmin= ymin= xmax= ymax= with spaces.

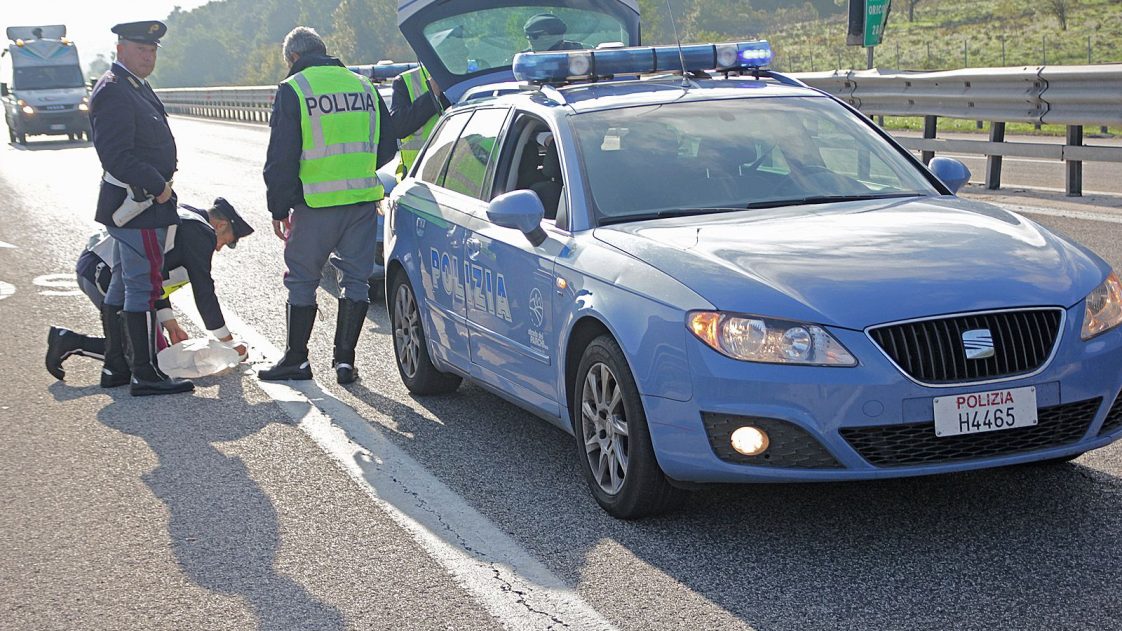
xmin=423 ymin=6 xmax=632 ymax=77
xmin=571 ymin=96 xmax=941 ymax=223
xmin=13 ymin=65 xmax=85 ymax=90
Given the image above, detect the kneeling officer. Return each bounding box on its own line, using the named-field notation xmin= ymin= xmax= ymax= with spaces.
xmin=46 ymin=199 xmax=254 ymax=392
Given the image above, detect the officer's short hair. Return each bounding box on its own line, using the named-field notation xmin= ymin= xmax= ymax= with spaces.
xmin=283 ymin=27 xmax=327 ymax=64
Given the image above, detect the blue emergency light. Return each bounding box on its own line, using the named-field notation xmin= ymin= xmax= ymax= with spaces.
xmin=513 ymin=40 xmax=772 ymax=83
xmin=349 ymin=62 xmax=420 ymax=82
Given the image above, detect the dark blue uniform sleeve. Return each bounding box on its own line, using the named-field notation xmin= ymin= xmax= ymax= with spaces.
xmin=263 ymin=83 xmax=303 ymax=221
xmin=377 ymin=95 xmax=397 ymax=169
xmin=389 ymin=76 xmax=440 ymax=141
xmin=90 ymin=80 xmax=168 ymax=195
xmin=180 ymin=225 xmax=226 ymax=333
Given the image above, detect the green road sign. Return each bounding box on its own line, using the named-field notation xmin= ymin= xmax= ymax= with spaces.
xmin=864 ymin=0 xmax=891 ymax=47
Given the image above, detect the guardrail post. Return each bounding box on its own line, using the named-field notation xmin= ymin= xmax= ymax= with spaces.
xmin=1066 ymin=125 xmax=1083 ymax=197
xmin=986 ymin=122 xmax=1006 ymax=190
xmin=922 ymin=115 xmax=937 ymax=165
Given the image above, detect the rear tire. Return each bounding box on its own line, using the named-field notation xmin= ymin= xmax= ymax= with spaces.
xmin=574 ymin=334 xmax=687 ymax=519
xmin=389 ymin=271 xmax=461 ymax=395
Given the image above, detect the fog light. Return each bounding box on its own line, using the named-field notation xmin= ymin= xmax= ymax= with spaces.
xmin=730 ymin=426 xmax=769 ymax=456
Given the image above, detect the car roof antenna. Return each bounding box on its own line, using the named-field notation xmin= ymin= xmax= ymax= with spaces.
xmin=664 ymin=0 xmax=691 ymax=88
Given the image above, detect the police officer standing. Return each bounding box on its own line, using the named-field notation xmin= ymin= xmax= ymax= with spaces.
xmin=89 ymin=20 xmax=193 ymax=396
xmin=390 ymin=63 xmax=444 ymax=180
xmin=261 ymin=27 xmax=397 ymax=384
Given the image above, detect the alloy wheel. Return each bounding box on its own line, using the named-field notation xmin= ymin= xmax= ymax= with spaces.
xmin=581 ymin=362 xmax=630 ymax=495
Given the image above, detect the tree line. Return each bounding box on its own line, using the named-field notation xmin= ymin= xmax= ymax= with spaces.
xmin=149 ymin=0 xmax=845 ymax=87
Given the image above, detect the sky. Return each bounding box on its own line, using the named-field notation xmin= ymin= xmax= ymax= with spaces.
xmin=2 ymin=0 xmax=213 ymax=71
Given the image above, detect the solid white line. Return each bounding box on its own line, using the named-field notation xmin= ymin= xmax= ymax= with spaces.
xmin=0 ymin=240 xmax=16 ymax=248
xmin=0 ymin=281 xmax=14 ymax=300
xmin=171 ymin=294 xmax=617 ymax=631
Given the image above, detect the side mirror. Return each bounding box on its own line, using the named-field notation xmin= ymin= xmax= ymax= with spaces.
xmin=487 ymin=190 xmax=547 ymax=246
xmin=0 ymin=83 xmax=8 ymax=97
xmin=929 ymin=157 xmax=971 ymax=194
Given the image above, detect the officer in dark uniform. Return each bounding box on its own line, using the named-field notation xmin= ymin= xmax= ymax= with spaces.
xmin=90 ymin=20 xmax=193 ymax=396
xmin=522 ymin=14 xmax=586 ymax=53
xmin=46 ymin=199 xmax=255 ymax=381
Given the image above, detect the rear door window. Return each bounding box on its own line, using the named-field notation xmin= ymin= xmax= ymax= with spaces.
xmin=441 ymin=108 xmax=510 ymax=199
xmin=416 ymin=111 xmax=472 ymax=185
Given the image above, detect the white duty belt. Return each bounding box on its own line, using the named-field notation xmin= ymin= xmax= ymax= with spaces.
xmin=103 ymin=171 xmax=172 ymax=227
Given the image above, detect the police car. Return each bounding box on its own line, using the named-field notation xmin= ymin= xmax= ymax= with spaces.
xmin=385 ymin=0 xmax=1122 ymax=518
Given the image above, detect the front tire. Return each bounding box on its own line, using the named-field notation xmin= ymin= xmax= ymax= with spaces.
xmin=389 ymin=271 xmax=461 ymax=395
xmin=574 ymin=334 xmax=686 ymax=519
xmin=16 ymin=131 xmax=27 ymax=145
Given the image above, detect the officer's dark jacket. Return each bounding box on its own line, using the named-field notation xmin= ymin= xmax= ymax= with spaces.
xmin=264 ymin=54 xmax=398 ymax=220
xmin=90 ymin=62 xmax=179 ymax=229
xmin=390 ymin=74 xmax=446 ymax=141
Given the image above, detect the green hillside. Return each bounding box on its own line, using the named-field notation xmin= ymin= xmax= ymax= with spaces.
xmin=755 ymin=0 xmax=1122 ymax=72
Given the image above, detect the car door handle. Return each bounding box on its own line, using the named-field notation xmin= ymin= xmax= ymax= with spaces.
xmin=466 ymin=238 xmax=481 ymax=260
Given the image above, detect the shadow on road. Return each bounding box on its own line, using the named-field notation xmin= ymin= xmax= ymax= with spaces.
xmin=93 ymin=374 xmax=346 ymax=630
xmin=9 ymin=139 xmax=91 ymax=151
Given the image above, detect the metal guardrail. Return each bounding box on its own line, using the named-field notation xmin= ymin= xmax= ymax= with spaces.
xmin=158 ymin=86 xmax=276 ymax=123
xmin=794 ymin=64 xmax=1122 ymax=196
xmin=157 ymin=64 xmax=1122 ymax=196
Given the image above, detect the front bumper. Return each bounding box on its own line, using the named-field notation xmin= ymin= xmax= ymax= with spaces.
xmin=645 ymin=305 xmax=1122 ymax=483
xmin=18 ymin=109 xmax=89 ymax=135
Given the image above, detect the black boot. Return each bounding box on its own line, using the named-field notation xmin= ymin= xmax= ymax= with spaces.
xmin=259 ymin=303 xmax=317 ymax=381
xmin=99 ymin=304 xmax=131 ymax=388
xmin=333 ymin=298 xmax=368 ymax=384
xmin=122 ymin=310 xmax=194 ymax=396
xmin=46 ymin=326 xmax=105 ymax=380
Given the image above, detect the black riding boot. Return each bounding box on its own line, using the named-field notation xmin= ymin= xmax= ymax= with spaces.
xmin=46 ymin=326 xmax=106 ymax=381
xmin=332 ymin=298 xmax=369 ymax=384
xmin=122 ymin=310 xmax=194 ymax=396
xmin=99 ymin=303 xmax=132 ymax=388
xmin=259 ymin=303 xmax=317 ymax=381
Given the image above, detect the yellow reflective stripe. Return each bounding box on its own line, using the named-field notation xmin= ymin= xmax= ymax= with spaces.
xmin=301 ymin=141 xmax=378 ymax=160
xmin=304 ymin=176 xmax=381 ymax=195
xmin=291 ymin=73 xmax=324 ymax=149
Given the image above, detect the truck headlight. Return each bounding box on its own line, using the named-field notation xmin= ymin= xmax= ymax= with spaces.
xmin=17 ymin=99 xmax=34 ymax=115
xmin=688 ymin=311 xmax=857 ymax=366
xmin=1081 ymin=271 xmax=1122 ymax=340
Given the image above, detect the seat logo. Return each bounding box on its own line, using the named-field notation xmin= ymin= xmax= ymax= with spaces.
xmin=962 ymin=329 xmax=994 ymax=359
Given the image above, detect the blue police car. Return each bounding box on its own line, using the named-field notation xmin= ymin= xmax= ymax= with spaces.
xmin=386 ymin=0 xmax=1122 ymax=518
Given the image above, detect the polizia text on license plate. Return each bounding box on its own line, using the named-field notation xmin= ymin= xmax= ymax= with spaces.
xmin=932 ymin=386 xmax=1038 ymax=437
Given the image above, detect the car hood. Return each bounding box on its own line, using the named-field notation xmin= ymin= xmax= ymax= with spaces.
xmin=16 ymin=87 xmax=87 ymax=106
xmin=593 ymin=196 xmax=1108 ymax=329
xmin=397 ymin=0 xmax=640 ymax=103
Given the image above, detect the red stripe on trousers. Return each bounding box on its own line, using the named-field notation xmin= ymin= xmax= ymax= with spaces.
xmin=140 ymin=228 xmax=164 ymax=311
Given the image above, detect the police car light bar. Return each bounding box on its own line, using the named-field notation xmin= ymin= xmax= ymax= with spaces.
xmin=348 ymin=62 xmax=420 ymax=82
xmin=513 ymin=40 xmax=772 ymax=83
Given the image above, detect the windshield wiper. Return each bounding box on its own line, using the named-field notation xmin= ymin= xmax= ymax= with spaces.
xmin=598 ymin=207 xmax=742 ymax=226
xmin=743 ymin=193 xmax=923 ymax=210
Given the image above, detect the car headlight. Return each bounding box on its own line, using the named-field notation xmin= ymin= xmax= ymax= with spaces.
xmin=688 ymin=311 xmax=857 ymax=366
xmin=1081 ymin=271 xmax=1122 ymax=340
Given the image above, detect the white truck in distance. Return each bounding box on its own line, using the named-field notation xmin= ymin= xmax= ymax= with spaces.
xmin=2 ymin=25 xmax=91 ymax=144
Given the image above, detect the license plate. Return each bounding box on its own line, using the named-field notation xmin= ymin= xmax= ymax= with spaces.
xmin=933 ymin=386 xmax=1038 ymax=437
xmin=43 ymin=105 xmax=67 ymax=111
xmin=49 ymin=124 xmax=66 ymax=130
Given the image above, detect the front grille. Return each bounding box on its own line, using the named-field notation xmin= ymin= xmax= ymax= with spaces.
xmin=869 ymin=309 xmax=1062 ymax=385
xmin=840 ymin=398 xmax=1100 ymax=467
xmin=702 ymin=413 xmax=842 ymax=468
xmin=1099 ymin=395 xmax=1122 ymax=436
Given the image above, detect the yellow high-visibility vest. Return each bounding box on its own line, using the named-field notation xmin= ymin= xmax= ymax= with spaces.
xmin=397 ymin=65 xmax=439 ymax=179
xmin=283 ymin=65 xmax=384 ymax=207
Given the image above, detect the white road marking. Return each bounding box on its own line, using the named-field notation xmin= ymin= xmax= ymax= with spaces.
xmin=171 ymin=294 xmax=617 ymax=631
xmin=0 ymin=240 xmax=16 ymax=249
xmin=33 ymin=273 xmax=82 ymax=296
xmin=0 ymin=281 xmax=14 ymax=300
